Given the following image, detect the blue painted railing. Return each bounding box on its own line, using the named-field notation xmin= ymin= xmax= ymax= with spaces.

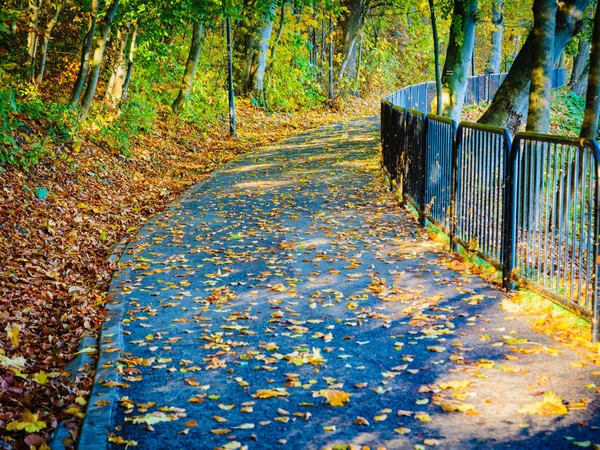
xmin=381 ymin=67 xmax=600 ymax=341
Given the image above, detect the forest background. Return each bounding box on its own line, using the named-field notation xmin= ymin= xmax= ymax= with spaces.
xmin=0 ymin=0 xmax=598 ymax=447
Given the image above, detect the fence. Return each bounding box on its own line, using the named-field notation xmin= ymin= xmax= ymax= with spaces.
xmin=381 ymin=67 xmax=600 ymax=341
xmin=385 ymin=68 xmax=567 ymax=110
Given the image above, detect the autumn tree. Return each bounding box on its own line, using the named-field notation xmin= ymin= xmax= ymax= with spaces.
xmin=525 ymin=0 xmax=558 ymax=133
xmin=479 ymin=0 xmax=591 ymax=132
xmin=580 ymin=1 xmax=600 ymax=138
xmin=439 ymin=0 xmax=478 ymax=122
xmin=233 ymin=0 xmax=277 ymax=100
xmin=70 ymin=0 xmax=101 ymax=105
xmin=485 ymin=0 xmax=504 ymax=73
xmin=80 ymin=0 xmax=120 ymax=114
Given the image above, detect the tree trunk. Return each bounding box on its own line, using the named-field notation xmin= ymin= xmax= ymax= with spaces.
xmin=268 ymin=1 xmax=287 ymax=70
xmin=80 ymin=0 xmax=120 ymax=115
xmin=121 ymin=22 xmax=137 ymax=102
xmin=570 ymin=38 xmax=591 ymax=87
xmin=227 ymin=17 xmax=236 ymax=136
xmin=337 ymin=0 xmax=366 ymax=81
xmin=26 ymin=0 xmax=43 ymax=82
xmin=485 ymin=0 xmax=504 ymax=74
xmin=526 ymin=0 xmax=558 ymax=133
xmin=355 ymin=32 xmax=363 ymax=83
xmin=70 ymin=0 xmax=99 ymax=105
xmin=36 ymin=0 xmax=65 ymax=85
xmin=105 ymin=26 xmax=129 ymax=106
xmin=580 ymin=2 xmax=600 ymax=139
xmin=440 ymin=0 xmax=478 ymax=122
xmin=250 ymin=2 xmax=276 ymax=99
xmin=232 ymin=0 xmax=256 ymax=95
xmin=478 ymin=0 xmax=591 ymax=133
xmin=428 ymin=0 xmax=442 ymax=115
xmin=172 ymin=22 xmax=204 ymax=112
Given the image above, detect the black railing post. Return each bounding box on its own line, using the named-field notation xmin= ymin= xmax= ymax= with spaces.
xmin=421 ymin=116 xmax=429 ymax=227
xmin=502 ymin=131 xmax=516 ymax=290
xmin=450 ymin=125 xmax=463 ymax=254
xmin=591 ymin=139 xmax=600 ymax=342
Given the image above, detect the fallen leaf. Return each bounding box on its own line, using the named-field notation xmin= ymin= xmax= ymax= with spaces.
xmin=518 ymin=392 xmax=568 ymax=416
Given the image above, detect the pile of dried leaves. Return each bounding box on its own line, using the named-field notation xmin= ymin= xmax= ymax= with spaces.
xmin=0 ymin=96 xmax=377 ymax=449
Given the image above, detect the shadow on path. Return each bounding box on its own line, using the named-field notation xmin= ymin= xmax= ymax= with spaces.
xmin=82 ymin=118 xmax=600 ymax=450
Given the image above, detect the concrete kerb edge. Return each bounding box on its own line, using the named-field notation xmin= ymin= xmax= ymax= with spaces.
xmin=71 ymin=183 xmax=213 ymax=450
xmin=48 ymin=237 xmax=130 ymax=450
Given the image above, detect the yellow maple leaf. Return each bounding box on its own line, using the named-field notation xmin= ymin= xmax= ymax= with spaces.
xmin=317 ymin=389 xmax=351 ymax=406
xmin=33 ymin=371 xmax=49 ymax=385
xmin=518 ymin=392 xmax=568 ymax=416
xmin=6 ymin=411 xmax=47 ymax=433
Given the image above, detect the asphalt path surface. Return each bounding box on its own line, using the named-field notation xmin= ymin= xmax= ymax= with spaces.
xmin=82 ymin=118 xmax=600 ymax=449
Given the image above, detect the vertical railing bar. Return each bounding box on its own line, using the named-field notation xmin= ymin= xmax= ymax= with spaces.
xmin=536 ymin=141 xmax=544 ymax=283
xmin=564 ymin=145 xmax=574 ymax=299
xmin=516 ymin=141 xmax=524 ymax=279
xmin=591 ymin=140 xmax=600 ymax=341
xmin=471 ymin=129 xmax=478 ymax=251
xmin=476 ymin=129 xmax=484 ymax=256
xmin=541 ymin=140 xmax=553 ymax=288
xmin=463 ymin=129 xmax=473 ymax=245
xmin=533 ymin=142 xmax=542 ymax=284
xmin=577 ymin=149 xmax=587 ymax=306
xmin=524 ymin=140 xmax=533 ymax=279
xmin=557 ymin=143 xmax=566 ymax=295
xmin=586 ymin=150 xmax=594 ymax=310
xmin=485 ymin=131 xmax=493 ymax=259
xmin=503 ymin=133 xmax=517 ymax=289
xmin=550 ymin=142 xmax=560 ymax=294
xmin=571 ymin=148 xmax=581 ymax=302
xmin=494 ymin=133 xmax=501 ymax=259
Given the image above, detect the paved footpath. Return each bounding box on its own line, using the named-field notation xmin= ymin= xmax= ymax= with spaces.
xmin=81 ymin=118 xmax=600 ymax=449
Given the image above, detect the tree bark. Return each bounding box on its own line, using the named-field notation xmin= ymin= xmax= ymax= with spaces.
xmin=250 ymin=2 xmax=276 ymax=99
xmin=569 ymin=37 xmax=590 ymax=89
xmin=80 ymin=0 xmax=120 ymax=115
xmin=440 ymin=0 xmax=478 ymax=122
xmin=70 ymin=0 xmax=100 ymax=105
xmin=478 ymin=0 xmax=591 ymax=133
xmin=337 ymin=0 xmax=366 ymax=81
xmin=172 ymin=22 xmax=204 ymax=112
xmin=428 ymin=0 xmax=442 ymax=115
xmin=580 ymin=2 xmax=600 ymax=139
xmin=26 ymin=0 xmax=43 ymax=82
xmin=485 ymin=0 xmax=504 ymax=74
xmin=105 ymin=26 xmax=129 ymax=106
xmin=526 ymin=0 xmax=558 ymax=133
xmin=121 ymin=22 xmax=138 ymax=102
xmin=36 ymin=0 xmax=65 ymax=85
xmin=268 ymin=1 xmax=287 ymax=70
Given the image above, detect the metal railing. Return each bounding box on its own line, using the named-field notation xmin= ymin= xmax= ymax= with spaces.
xmin=423 ymin=115 xmax=457 ymax=233
xmin=385 ymin=68 xmax=568 ymax=110
xmin=454 ymin=123 xmax=511 ymax=267
xmin=381 ymin=67 xmax=600 ymax=341
xmin=506 ymin=135 xmax=600 ymax=323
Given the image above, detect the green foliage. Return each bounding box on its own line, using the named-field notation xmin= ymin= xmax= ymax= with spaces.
xmin=550 ymin=87 xmax=586 ymax=136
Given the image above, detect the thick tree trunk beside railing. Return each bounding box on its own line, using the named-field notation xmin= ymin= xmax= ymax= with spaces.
xmin=478 ymin=0 xmax=590 ymax=134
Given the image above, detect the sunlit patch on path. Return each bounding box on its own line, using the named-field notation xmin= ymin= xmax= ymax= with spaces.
xmin=86 ymin=118 xmax=600 ymax=449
